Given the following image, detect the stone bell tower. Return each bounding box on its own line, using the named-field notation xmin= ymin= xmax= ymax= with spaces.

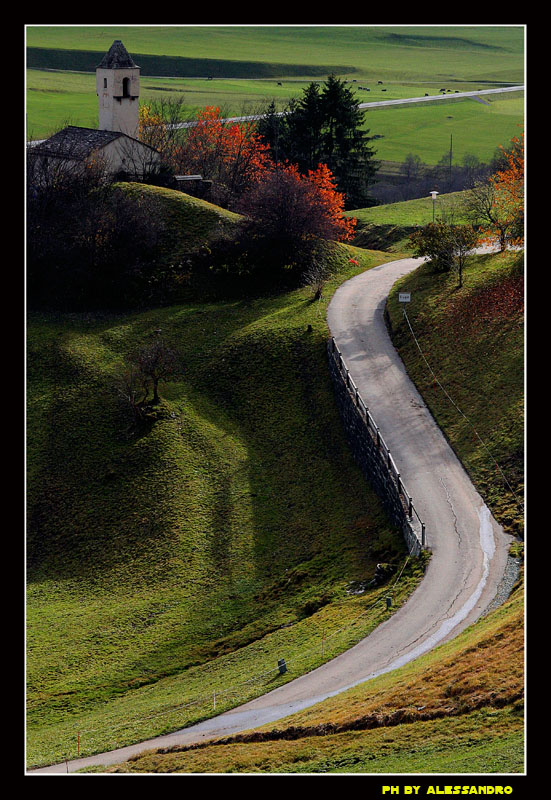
xmin=96 ymin=40 xmax=140 ymax=139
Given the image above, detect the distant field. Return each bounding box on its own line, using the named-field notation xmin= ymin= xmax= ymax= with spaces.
xmin=26 ymin=67 xmax=524 ymax=168
xmin=26 ymin=70 xmax=311 ymax=139
xmin=25 ymin=25 xmax=525 ymax=82
xmin=26 ymin=25 xmax=524 ymax=156
xmin=351 ymin=190 xmax=474 ymax=228
xmin=363 ymin=92 xmax=524 ymax=164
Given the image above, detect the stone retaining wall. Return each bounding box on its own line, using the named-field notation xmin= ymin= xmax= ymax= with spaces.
xmin=327 ymin=338 xmax=425 ymax=556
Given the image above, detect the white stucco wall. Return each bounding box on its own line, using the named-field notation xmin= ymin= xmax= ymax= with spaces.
xmin=96 ymin=67 xmax=140 ymax=139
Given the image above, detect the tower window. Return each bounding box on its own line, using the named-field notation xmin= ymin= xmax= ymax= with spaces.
xmin=103 ymin=78 xmax=107 ymax=89
xmin=122 ymin=77 xmax=130 ymax=97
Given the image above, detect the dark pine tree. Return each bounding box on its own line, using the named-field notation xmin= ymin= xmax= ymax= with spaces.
xmin=257 ymin=74 xmax=379 ymax=209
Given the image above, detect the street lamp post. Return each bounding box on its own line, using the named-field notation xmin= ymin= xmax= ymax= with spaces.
xmin=430 ymin=191 xmax=439 ymax=223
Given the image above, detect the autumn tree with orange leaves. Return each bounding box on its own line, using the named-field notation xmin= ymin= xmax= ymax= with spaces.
xmin=229 ymin=161 xmax=356 ymax=284
xmin=138 ymin=98 xmax=190 ymax=180
xmin=137 ymin=102 xmax=359 ymax=289
xmin=176 ymin=106 xmax=274 ymax=208
xmin=466 ymin=133 xmax=524 ymax=251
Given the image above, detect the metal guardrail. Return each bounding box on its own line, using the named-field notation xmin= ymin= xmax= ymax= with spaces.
xmin=330 ymin=336 xmax=426 ymax=548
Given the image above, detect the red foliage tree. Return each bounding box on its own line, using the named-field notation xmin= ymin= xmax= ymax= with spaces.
xmin=477 ymin=133 xmax=524 ymax=249
xmin=179 ymin=106 xmax=274 ymax=207
xmin=239 ymin=161 xmax=355 ymax=243
xmin=235 ymin=161 xmax=356 ymax=281
xmin=306 ymin=163 xmax=357 ymax=242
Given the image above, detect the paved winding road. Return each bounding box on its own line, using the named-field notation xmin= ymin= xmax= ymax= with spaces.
xmin=30 ymin=256 xmax=513 ymax=774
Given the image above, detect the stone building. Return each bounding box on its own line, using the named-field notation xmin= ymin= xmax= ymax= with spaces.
xmin=96 ymin=39 xmax=141 ymax=139
xmin=30 ymin=40 xmax=160 ymax=180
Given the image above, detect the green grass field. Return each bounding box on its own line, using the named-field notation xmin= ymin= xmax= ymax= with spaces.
xmin=25 ymin=25 xmax=525 ymax=81
xmin=346 ymin=189 xmax=476 ymax=252
xmin=91 ymin=245 xmax=524 ymax=775
xmin=362 ymin=92 xmax=524 ymax=164
xmin=351 ymin=190 xmax=472 ymax=227
xmin=97 ymin=572 xmax=525 ymax=773
xmin=27 ymin=186 xmax=429 ymax=767
xmin=26 ymin=25 xmax=524 ymax=164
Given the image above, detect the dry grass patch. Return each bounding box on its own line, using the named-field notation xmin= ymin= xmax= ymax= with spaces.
xmin=100 ymin=578 xmax=524 ymax=773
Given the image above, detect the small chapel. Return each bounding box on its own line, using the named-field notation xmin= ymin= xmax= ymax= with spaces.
xmin=31 ymin=40 xmax=160 ymax=179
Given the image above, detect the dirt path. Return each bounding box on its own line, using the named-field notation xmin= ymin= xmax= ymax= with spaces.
xmin=29 ymin=256 xmax=512 ymax=774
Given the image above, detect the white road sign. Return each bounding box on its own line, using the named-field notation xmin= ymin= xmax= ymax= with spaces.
xmin=399 ymin=293 xmax=411 ymax=303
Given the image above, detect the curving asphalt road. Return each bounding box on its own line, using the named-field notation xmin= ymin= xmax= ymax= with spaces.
xmin=30 ymin=255 xmax=513 ymax=774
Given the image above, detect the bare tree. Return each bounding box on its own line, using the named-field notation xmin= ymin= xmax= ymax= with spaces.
xmin=464 ymin=179 xmax=513 ymax=251
xmin=400 ymin=153 xmax=424 ymax=198
xmin=302 ymin=251 xmax=332 ymax=300
xmin=451 ymin=224 xmax=479 ymax=288
xmin=115 ymin=364 xmax=149 ymax=428
xmin=131 ymin=332 xmax=181 ymax=405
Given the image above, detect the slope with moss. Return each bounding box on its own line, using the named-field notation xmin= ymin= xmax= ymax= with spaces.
xmin=27 ymin=190 xmax=421 ymax=768
xmin=386 ymin=249 xmax=524 ymax=538
xmin=90 ymin=236 xmax=525 ymax=775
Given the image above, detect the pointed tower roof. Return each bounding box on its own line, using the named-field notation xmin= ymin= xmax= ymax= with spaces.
xmin=96 ymin=40 xmax=138 ymax=69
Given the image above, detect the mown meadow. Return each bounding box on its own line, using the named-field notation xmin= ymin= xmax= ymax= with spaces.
xmin=25 ymin=25 xmax=525 ymax=81
xmin=26 ymin=24 xmax=524 ymax=163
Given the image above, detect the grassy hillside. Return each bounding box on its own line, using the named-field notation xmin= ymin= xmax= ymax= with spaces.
xmin=116 ymin=182 xmax=242 ymax=282
xmin=98 ymin=568 xmax=524 ymax=773
xmin=26 ymin=186 xmax=524 ymax=774
xmin=352 ymin=190 xmax=471 ymax=228
xmin=348 ymin=189 xmax=473 ymax=252
xmin=91 ymin=249 xmax=525 ymax=775
xmin=27 ymin=188 xmax=426 ymax=768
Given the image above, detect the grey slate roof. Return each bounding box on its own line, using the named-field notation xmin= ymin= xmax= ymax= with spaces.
xmin=32 ymin=126 xmax=125 ymax=160
xmin=32 ymin=126 xmax=161 ymax=160
xmin=96 ymin=40 xmax=139 ymax=70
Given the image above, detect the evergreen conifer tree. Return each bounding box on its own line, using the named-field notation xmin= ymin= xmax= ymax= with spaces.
xmin=257 ymin=74 xmax=379 ymax=208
